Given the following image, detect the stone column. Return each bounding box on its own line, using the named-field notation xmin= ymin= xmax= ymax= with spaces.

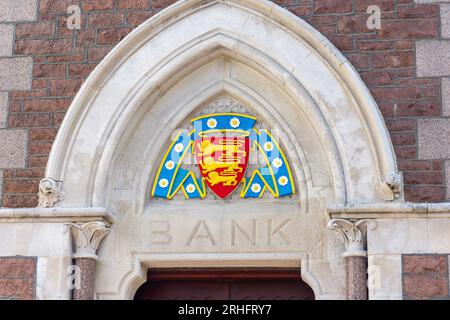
xmin=328 ymin=219 xmax=371 ymax=300
xmin=66 ymin=221 xmax=111 ymax=300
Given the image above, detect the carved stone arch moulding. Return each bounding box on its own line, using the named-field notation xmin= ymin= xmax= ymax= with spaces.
xmin=43 ymin=0 xmax=399 ymax=299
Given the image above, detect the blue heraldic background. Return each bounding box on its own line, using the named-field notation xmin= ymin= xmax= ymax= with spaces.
xmin=151 ymin=113 xmax=296 ymax=200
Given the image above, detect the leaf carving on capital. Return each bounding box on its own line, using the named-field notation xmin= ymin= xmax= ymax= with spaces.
xmin=66 ymin=221 xmax=111 ymax=259
xmin=38 ymin=178 xmax=64 ymax=208
xmin=327 ymin=219 xmax=376 ymax=257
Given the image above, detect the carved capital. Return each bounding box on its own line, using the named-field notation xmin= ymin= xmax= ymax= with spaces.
xmin=383 ymin=172 xmax=402 ymax=201
xmin=328 ymin=219 xmax=376 ymax=257
xmin=66 ymin=221 xmax=111 ymax=259
xmin=38 ymin=178 xmax=64 ymax=208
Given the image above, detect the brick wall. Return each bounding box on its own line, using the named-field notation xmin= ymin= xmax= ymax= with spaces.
xmin=0 ymin=0 xmax=449 ymax=207
xmin=402 ymin=254 xmax=450 ymax=300
xmin=0 ymin=256 xmax=37 ymax=300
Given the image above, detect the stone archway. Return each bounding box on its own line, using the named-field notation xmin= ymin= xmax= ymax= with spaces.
xmin=44 ymin=0 xmax=400 ymax=300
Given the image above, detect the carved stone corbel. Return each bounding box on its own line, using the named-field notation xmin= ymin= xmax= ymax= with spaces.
xmin=379 ymin=172 xmax=402 ymax=201
xmin=66 ymin=222 xmax=111 ymax=300
xmin=38 ymin=178 xmax=64 ymax=207
xmin=328 ymin=219 xmax=376 ymax=300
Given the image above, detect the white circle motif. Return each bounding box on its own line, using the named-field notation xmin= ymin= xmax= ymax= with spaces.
xmin=159 ymin=179 xmax=169 ymax=188
xmin=174 ymin=143 xmax=184 ymax=153
xmin=207 ymin=118 xmax=217 ymax=129
xmin=230 ymin=117 xmax=240 ymax=128
xmin=186 ymin=184 xmax=196 ymax=194
xmin=263 ymin=142 xmax=274 ymax=152
xmin=278 ymin=176 xmax=289 ymax=186
xmin=165 ymin=161 xmax=175 ymax=170
xmin=272 ymin=158 xmax=283 ymax=168
xmin=251 ymin=183 xmax=262 ymax=193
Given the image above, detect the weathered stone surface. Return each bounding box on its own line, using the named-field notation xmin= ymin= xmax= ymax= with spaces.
xmin=0 ymin=0 xmax=38 ymax=22
xmin=0 ymin=278 xmax=35 ymax=299
xmin=403 ymin=274 xmax=449 ymax=299
xmin=0 ymin=92 xmax=7 ymax=128
xmin=0 ymin=24 xmax=13 ymax=56
xmin=0 ymin=170 xmax=3 ymax=206
xmin=416 ymin=40 xmax=450 ymax=77
xmin=73 ymin=258 xmax=96 ymax=300
xmin=443 ymin=78 xmax=450 ymax=117
xmin=0 ymin=257 xmax=36 ymax=278
xmin=446 ymin=161 xmax=450 ymax=200
xmin=403 ymin=255 xmax=447 ymax=274
xmin=0 ymin=58 xmax=33 ymax=90
xmin=418 ymin=119 xmax=450 ymax=159
xmin=415 ymin=0 xmax=450 ymax=3
xmin=0 ymin=130 xmax=28 ymax=168
xmin=442 ymin=4 xmax=450 ymax=38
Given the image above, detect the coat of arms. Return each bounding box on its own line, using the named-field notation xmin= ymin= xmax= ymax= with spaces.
xmin=151 ymin=113 xmax=295 ymax=200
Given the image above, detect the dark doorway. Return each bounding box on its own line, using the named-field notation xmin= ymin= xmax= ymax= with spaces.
xmin=134 ymin=269 xmax=315 ymax=300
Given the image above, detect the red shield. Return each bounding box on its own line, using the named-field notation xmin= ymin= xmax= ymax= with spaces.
xmin=195 ymin=136 xmax=249 ymax=199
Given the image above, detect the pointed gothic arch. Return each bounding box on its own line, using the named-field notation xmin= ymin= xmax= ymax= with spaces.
xmin=45 ymin=0 xmax=400 ymax=299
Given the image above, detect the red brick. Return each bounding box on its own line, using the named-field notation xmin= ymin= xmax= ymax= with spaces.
xmin=404 ymin=186 xmax=445 ymax=202
xmin=39 ymin=0 xmax=81 ymax=20
xmin=2 ymin=195 xmax=39 ymax=208
xmin=29 ymin=142 xmax=53 ymax=155
xmin=3 ymin=179 xmax=40 ymax=194
xmin=329 ymin=35 xmax=354 ymax=51
xmin=50 ymin=78 xmax=84 ymax=97
xmin=378 ymin=20 xmax=438 ymax=39
xmin=16 ymin=22 xmax=55 ymax=38
xmin=398 ymin=160 xmax=441 ymax=172
xmin=87 ymin=46 xmax=113 ymax=62
xmin=47 ymin=50 xmax=85 ymax=63
xmin=29 ymin=128 xmax=58 ymax=141
xmin=287 ymin=6 xmax=312 ymax=17
xmin=391 ymin=132 xmax=416 ymax=146
xmin=33 ymin=64 xmax=67 ymax=78
xmin=152 ymin=0 xmax=178 ymax=10
xmin=23 ymin=99 xmax=71 ymax=112
xmin=98 ymin=27 xmax=132 ymax=45
xmin=397 ymin=4 xmax=439 ymax=19
xmin=338 ymin=15 xmax=373 ymax=34
xmin=314 ymin=0 xmax=353 ymax=14
xmin=75 ymin=29 xmax=96 ymax=46
xmin=403 ymin=274 xmax=448 ymax=299
xmin=127 ymin=11 xmax=154 ymax=27
xmin=89 ymin=13 xmax=125 ymax=28
xmin=9 ymin=90 xmax=48 ymax=99
xmin=394 ymin=40 xmax=414 ymax=50
xmin=14 ymin=168 xmax=46 ymax=178
xmin=53 ymin=112 xmax=67 ymax=127
xmin=361 ymin=71 xmax=393 ymax=86
xmin=9 ymin=100 xmax=22 ymax=113
xmin=306 ymin=15 xmax=336 ymax=26
xmin=372 ymin=51 xmax=414 ymax=69
xmin=68 ymin=64 xmax=96 ymax=77
xmin=28 ymin=155 xmax=49 ymax=168
xmin=394 ymin=145 xmax=417 ymax=159
xmin=371 ymin=87 xmax=421 ymax=100
xmin=404 ymin=255 xmax=447 ymax=274
xmin=118 ymin=0 xmax=149 ymax=10
xmin=354 ymin=0 xmax=394 ymax=12
xmin=395 ymin=100 xmax=440 ymax=117
xmin=345 ymin=53 xmax=370 ymax=69
xmin=0 ymin=278 xmax=35 ymax=300
xmin=0 ymin=258 xmax=36 ymax=278
xmin=16 ymin=38 xmax=73 ymax=55
xmin=356 ymin=40 xmax=393 ymax=51
xmin=403 ymin=172 xmax=444 ymax=185
xmin=9 ymin=114 xmax=52 ymax=127
xmin=82 ymin=0 xmax=114 ymax=11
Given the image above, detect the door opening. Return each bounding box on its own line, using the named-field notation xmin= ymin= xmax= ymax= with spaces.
xmin=134 ymin=269 xmax=315 ymax=300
